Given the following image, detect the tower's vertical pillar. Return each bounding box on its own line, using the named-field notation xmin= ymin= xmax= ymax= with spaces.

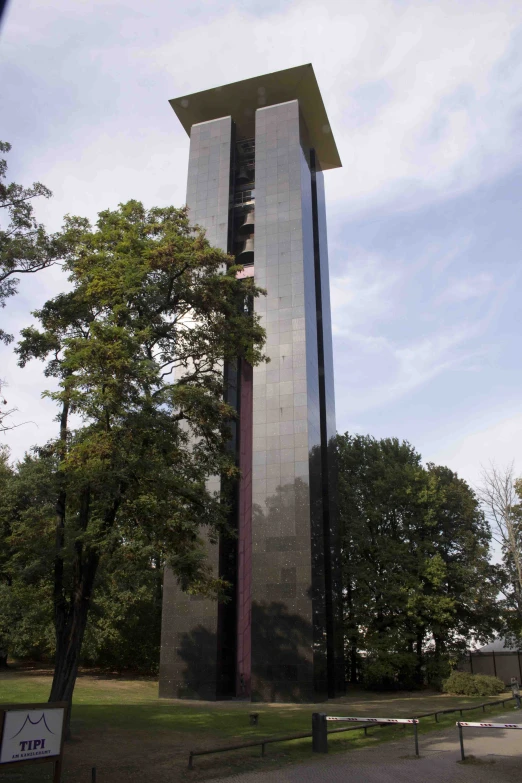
xmin=159 ymin=115 xmax=233 ymax=700
xmin=250 ymin=99 xmax=329 ymax=701
xmin=311 ymin=159 xmax=345 ymax=696
xmin=236 ymin=359 xmax=253 ymax=696
xmin=186 ymin=116 xmax=233 ymax=252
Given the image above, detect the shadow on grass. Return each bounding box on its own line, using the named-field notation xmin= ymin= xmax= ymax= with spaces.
xmin=458 ymin=755 xmax=496 ymax=765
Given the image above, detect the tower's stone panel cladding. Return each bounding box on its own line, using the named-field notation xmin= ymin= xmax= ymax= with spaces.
xmin=313 ymin=167 xmax=345 ymax=695
xmin=159 ymin=66 xmax=345 ymax=702
xmin=250 ymin=99 xmax=331 ymax=701
xmin=159 ymin=115 xmax=232 ymax=700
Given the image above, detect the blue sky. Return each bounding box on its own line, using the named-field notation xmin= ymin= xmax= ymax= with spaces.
xmin=1 ymin=0 xmax=522 ymax=489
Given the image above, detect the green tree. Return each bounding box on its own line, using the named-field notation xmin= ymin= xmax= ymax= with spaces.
xmin=81 ymin=544 xmax=163 ymax=674
xmin=0 ymin=447 xmax=165 ymax=675
xmin=0 ymin=445 xmax=14 ymax=667
xmin=337 ymin=433 xmax=497 ymax=689
xmin=16 ymin=200 xmax=265 ymax=717
xmin=408 ymin=463 xmax=497 ymax=686
xmin=338 ymin=434 xmax=425 ymax=687
xmin=0 ymin=448 xmax=56 ymax=668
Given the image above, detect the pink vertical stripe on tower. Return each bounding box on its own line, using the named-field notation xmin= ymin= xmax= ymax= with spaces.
xmin=236 ymin=359 xmax=253 ymax=696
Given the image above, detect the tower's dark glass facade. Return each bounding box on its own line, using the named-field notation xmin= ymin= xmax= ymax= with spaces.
xmin=159 ymin=65 xmax=344 ymax=702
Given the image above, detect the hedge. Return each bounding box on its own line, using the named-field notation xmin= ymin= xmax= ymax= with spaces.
xmin=442 ymin=670 xmax=505 ymax=696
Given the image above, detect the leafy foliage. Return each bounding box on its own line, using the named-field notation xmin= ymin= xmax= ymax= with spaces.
xmin=81 ymin=546 xmax=163 ymax=674
xmin=338 ymin=433 xmax=499 ymax=690
xmin=0 ymin=448 xmax=56 ymax=666
xmin=0 ymin=447 xmax=164 ymax=673
xmin=14 ymin=200 xmax=266 ymax=706
xmin=442 ymin=671 xmax=505 ymax=696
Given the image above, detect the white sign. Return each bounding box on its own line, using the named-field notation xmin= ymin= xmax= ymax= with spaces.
xmin=0 ymin=708 xmax=64 ymax=764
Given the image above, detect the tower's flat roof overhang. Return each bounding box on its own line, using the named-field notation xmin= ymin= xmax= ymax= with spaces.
xmin=170 ymin=64 xmax=341 ymax=171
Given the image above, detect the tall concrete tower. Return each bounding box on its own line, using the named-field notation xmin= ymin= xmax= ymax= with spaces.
xmin=159 ymin=64 xmax=344 ymax=702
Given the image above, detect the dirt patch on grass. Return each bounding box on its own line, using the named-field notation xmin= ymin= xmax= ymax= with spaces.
xmin=65 ymin=727 xmax=195 ymax=782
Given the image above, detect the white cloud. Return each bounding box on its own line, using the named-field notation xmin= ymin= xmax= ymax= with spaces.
xmin=2 ymin=0 xmax=522 ymax=468
xmin=147 ymin=0 xmax=522 ymax=213
xmin=335 ymin=322 xmax=484 ymax=415
xmin=438 ymin=272 xmax=495 ymax=303
xmin=2 ymin=0 xmax=522 ymax=223
xmin=330 ymin=243 xmax=502 ymax=415
xmin=427 ymin=409 xmax=522 ymax=490
xmin=330 ymin=252 xmax=402 ymax=336
xmin=391 ymin=324 xmax=481 ymax=391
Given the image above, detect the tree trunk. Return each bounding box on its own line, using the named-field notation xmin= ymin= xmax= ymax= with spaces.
xmin=415 ymin=630 xmax=424 ymax=686
xmin=434 ymin=633 xmax=446 ymax=669
xmin=349 ymin=644 xmax=357 ymax=684
xmin=0 ymin=651 xmax=8 ymax=668
xmin=49 ymin=547 xmax=99 ymax=736
xmin=49 ymin=483 xmax=120 ymax=737
xmin=345 ymin=579 xmax=358 ymax=683
xmin=49 ymin=392 xmax=123 ymax=736
xmin=49 ymin=593 xmax=92 ymax=703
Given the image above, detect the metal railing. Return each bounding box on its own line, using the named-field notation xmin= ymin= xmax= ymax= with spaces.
xmin=186 ymin=695 xmax=516 ymax=768
xmin=234 ymin=190 xmax=255 ymax=206
xmin=316 ymin=714 xmax=420 ymax=756
xmin=415 ymin=695 xmax=515 ymax=722
xmin=188 ymin=731 xmax=312 ymax=769
xmin=188 ymin=720 xmax=394 ymax=768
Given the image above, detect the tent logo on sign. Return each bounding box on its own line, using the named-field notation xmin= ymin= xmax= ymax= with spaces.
xmin=10 ymin=713 xmax=56 ymax=755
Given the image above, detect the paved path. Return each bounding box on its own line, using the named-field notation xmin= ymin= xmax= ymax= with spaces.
xmin=212 ymin=712 xmax=522 ymax=782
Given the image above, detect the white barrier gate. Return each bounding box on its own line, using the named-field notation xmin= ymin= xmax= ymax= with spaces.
xmin=326 ymin=717 xmax=419 ymax=724
xmin=457 ymin=721 xmax=522 ymax=761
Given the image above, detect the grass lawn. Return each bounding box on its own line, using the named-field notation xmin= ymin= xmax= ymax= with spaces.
xmin=0 ymin=666 xmax=516 ymax=782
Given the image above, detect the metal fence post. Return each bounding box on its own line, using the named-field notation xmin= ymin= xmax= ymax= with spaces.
xmin=413 ymin=722 xmax=419 ymax=757
xmin=312 ymin=713 xmax=328 ymax=754
xmin=458 ymin=723 xmax=465 ymax=761
xmin=53 ymin=757 xmax=63 ymax=783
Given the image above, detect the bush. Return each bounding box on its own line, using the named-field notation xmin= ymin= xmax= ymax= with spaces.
xmin=362 ymin=658 xmax=399 ymax=690
xmin=361 ymin=651 xmax=421 ymax=691
xmin=442 ymin=671 xmax=505 ymax=696
xmin=424 ymin=656 xmax=452 ymax=691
